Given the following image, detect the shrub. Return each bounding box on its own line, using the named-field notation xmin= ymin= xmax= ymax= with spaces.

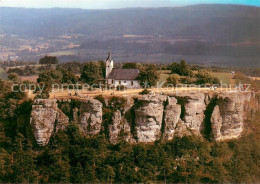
xmin=116 ymin=85 xmax=127 ymax=91
xmin=166 ymin=74 xmax=180 ymax=86
xmin=139 ymin=89 xmax=151 ymax=95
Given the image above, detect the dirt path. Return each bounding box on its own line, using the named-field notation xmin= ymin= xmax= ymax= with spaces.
xmin=48 ymin=87 xmax=238 ymax=99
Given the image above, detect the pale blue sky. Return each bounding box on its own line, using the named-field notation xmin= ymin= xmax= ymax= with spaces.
xmin=0 ymin=0 xmax=259 ymax=9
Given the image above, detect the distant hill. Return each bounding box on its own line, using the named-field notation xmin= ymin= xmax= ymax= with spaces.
xmin=0 ymin=4 xmax=259 ymax=67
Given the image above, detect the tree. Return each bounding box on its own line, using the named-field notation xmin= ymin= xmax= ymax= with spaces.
xmin=56 ymin=61 xmax=83 ymax=74
xmin=98 ymin=60 xmax=106 ymax=79
xmin=37 ymin=70 xmax=63 ymax=86
xmin=167 ymin=74 xmax=180 ymax=88
xmin=195 ymin=70 xmax=220 ymax=85
xmin=136 ymin=65 xmax=159 ymax=88
xmin=170 ymin=60 xmax=192 ymax=77
xmin=81 ymin=62 xmax=102 ymax=85
xmin=58 ymin=69 xmax=78 ymax=84
xmin=99 ymin=165 xmax=115 ymax=183
xmin=39 ymin=56 xmax=59 ymax=64
xmin=11 ymin=133 xmax=39 ymax=183
xmin=71 ymin=162 xmax=85 ymax=183
xmin=8 ymin=73 xmax=20 ymax=82
xmin=122 ymin=62 xmax=138 ymax=69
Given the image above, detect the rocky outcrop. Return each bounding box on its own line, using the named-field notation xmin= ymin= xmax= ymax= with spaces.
xmin=162 ymin=97 xmax=181 ymax=140
xmin=30 ymin=99 xmax=69 ymax=146
xmin=211 ymin=105 xmax=223 ymax=140
xmin=109 ymin=110 xmax=133 ymax=144
xmin=211 ymin=92 xmax=251 ymax=141
xmin=181 ymin=93 xmax=206 ymax=133
xmin=73 ymin=99 xmax=103 ymax=136
xmin=134 ymin=95 xmax=167 ymax=142
xmin=30 ymin=91 xmax=255 ymax=145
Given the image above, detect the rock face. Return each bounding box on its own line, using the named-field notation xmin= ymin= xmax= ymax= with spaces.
xmin=211 ymin=92 xmax=251 ymax=141
xmin=134 ymin=95 xmax=167 ymax=142
xmin=109 ymin=110 xmax=133 ymax=144
xmin=162 ymin=97 xmax=181 ymax=140
xmin=211 ymin=105 xmax=223 ymax=140
xmin=73 ymin=99 xmax=103 ymax=136
xmin=30 ymin=99 xmax=68 ymax=146
xmin=30 ymin=91 xmax=254 ymax=145
xmin=181 ymin=93 xmax=206 ymax=132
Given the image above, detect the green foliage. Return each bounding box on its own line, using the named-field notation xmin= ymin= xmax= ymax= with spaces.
xmin=170 ymin=60 xmax=193 ymax=77
xmin=7 ymin=65 xmax=36 ymax=76
xmin=98 ymin=60 xmax=106 ymax=79
xmin=122 ymin=62 xmax=138 ymax=69
xmin=136 ymin=64 xmax=159 ymax=88
xmin=37 ymin=70 xmax=63 ymax=86
xmin=7 ymin=73 xmax=20 ymax=82
xmin=39 ymin=56 xmax=59 ymax=64
xmin=167 ymin=74 xmax=180 ymax=87
xmin=94 ymin=95 xmax=106 ymax=107
xmin=56 ymin=61 xmax=83 ymax=74
xmin=0 ymin=79 xmax=26 ymax=120
xmin=180 ymin=76 xmax=194 ymax=84
xmin=139 ymin=88 xmax=151 ymax=95
xmin=108 ymin=96 xmax=127 ymax=112
xmin=116 ymin=85 xmax=127 ymax=91
xmin=196 ymin=70 xmax=220 ymax=85
xmin=80 ymin=62 xmax=102 ymax=85
xmin=57 ymin=68 xmax=78 ymax=84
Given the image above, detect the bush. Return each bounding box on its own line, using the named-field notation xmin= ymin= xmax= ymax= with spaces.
xmin=180 ymin=77 xmax=194 ymax=84
xmin=166 ymin=74 xmax=180 ymax=86
xmin=170 ymin=60 xmax=193 ymax=77
xmin=39 ymin=55 xmax=59 ymax=64
xmin=139 ymin=89 xmax=151 ymax=95
xmin=116 ymin=85 xmax=127 ymax=91
xmin=195 ymin=70 xmax=220 ymax=85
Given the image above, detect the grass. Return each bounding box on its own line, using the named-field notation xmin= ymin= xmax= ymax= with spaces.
xmin=0 ymin=68 xmax=8 ymax=80
xmin=209 ymin=71 xmax=235 ymax=86
xmin=158 ymin=70 xmax=171 ymax=84
xmin=158 ymin=70 xmax=235 ymax=86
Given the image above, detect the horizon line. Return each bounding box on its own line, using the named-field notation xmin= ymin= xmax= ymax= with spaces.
xmin=0 ymin=3 xmax=259 ymax=10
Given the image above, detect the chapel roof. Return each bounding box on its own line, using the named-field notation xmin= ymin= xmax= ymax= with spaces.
xmin=107 ymin=68 xmax=139 ymax=80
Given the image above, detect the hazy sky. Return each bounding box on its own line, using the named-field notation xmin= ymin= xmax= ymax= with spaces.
xmin=0 ymin=0 xmax=259 ymax=9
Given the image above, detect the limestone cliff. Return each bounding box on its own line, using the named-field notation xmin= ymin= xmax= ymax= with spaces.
xmin=30 ymin=99 xmax=69 ymax=146
xmin=211 ymin=92 xmax=252 ymax=141
xmin=109 ymin=110 xmax=133 ymax=143
xmin=30 ymin=91 xmax=254 ymax=145
xmin=73 ymin=99 xmax=103 ymax=136
xmin=134 ymin=95 xmax=166 ymax=142
xmin=162 ymin=96 xmax=181 ymax=140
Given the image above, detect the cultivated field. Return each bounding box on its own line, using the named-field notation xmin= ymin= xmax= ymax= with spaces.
xmin=20 ymin=75 xmax=38 ymax=82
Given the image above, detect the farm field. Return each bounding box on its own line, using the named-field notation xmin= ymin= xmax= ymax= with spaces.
xmin=20 ymin=75 xmax=38 ymax=82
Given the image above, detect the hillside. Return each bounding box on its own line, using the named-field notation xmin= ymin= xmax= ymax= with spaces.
xmin=0 ymin=4 xmax=259 ymax=66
